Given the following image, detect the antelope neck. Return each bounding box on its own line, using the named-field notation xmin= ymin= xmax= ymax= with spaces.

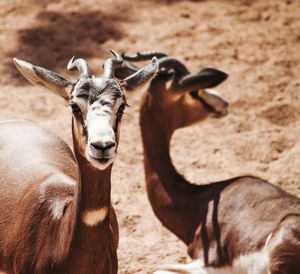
xmin=140 ymin=111 xmax=203 ymax=244
xmin=143 ymin=124 xmax=184 ymax=191
xmin=72 ymin=120 xmax=112 ymax=211
xmin=62 ymin=120 xmax=113 ymax=273
xmin=75 ymin=149 xmax=112 ymax=211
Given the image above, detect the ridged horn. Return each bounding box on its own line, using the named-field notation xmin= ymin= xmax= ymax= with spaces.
xmin=67 ymin=56 xmax=92 ymax=78
xmin=103 ymin=49 xmax=123 ymax=78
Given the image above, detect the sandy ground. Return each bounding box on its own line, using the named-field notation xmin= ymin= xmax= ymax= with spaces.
xmin=0 ymin=0 xmax=300 ymax=273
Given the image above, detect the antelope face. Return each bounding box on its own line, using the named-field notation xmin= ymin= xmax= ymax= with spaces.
xmin=13 ymin=50 xmax=158 ymax=170
xmin=159 ymin=67 xmax=229 ymax=119
xmin=69 ymin=77 xmax=126 ymax=169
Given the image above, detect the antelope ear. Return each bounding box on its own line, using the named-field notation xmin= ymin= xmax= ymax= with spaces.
xmin=176 ymin=68 xmax=228 ymax=92
xmin=121 ymin=57 xmax=159 ymax=91
xmin=13 ymin=58 xmax=74 ymax=100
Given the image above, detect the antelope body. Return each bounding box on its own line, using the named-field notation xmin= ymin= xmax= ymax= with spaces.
xmin=117 ymin=53 xmax=300 ymax=274
xmin=0 ymin=51 xmax=157 ymax=274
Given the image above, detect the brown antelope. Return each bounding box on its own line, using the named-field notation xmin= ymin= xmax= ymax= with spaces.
xmin=0 ymin=51 xmax=158 ymax=274
xmin=116 ymin=52 xmax=300 ymax=274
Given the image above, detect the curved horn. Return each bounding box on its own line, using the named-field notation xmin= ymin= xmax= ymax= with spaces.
xmin=158 ymin=57 xmax=190 ymax=76
xmin=103 ymin=49 xmax=123 ymax=78
xmin=121 ymin=57 xmax=159 ymax=91
xmin=121 ymin=51 xmax=168 ymax=61
xmin=118 ymin=51 xmax=190 ymax=78
xmin=67 ymin=56 xmax=92 ymax=78
xmin=114 ymin=61 xmax=140 ymax=79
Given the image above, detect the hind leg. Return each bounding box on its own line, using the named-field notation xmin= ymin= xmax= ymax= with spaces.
xmin=266 ymin=214 xmax=300 ymax=274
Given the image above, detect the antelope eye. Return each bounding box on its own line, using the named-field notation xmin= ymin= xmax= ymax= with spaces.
xmin=117 ymin=103 xmax=126 ymax=117
xmin=69 ymin=101 xmax=82 ymax=116
xmin=76 ymin=92 xmax=89 ymax=99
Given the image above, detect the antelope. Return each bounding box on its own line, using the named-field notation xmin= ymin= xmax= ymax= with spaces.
xmin=116 ymin=52 xmax=300 ymax=274
xmin=0 ymin=51 xmax=158 ymax=274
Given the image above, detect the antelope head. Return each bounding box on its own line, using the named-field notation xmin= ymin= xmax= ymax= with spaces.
xmin=13 ymin=50 xmax=158 ymax=169
xmin=116 ymin=53 xmax=229 ymax=133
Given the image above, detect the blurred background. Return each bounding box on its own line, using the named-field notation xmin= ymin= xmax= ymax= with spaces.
xmin=0 ymin=0 xmax=299 ymax=273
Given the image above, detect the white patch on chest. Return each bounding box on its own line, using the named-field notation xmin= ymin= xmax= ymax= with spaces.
xmin=81 ymin=207 xmax=108 ymax=227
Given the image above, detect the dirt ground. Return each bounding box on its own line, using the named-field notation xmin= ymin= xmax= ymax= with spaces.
xmin=0 ymin=0 xmax=300 ymax=273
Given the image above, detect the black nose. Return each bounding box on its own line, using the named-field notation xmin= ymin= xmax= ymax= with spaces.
xmin=90 ymin=141 xmax=116 ymax=153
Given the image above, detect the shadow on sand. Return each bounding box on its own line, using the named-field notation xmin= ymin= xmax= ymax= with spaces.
xmin=7 ymin=10 xmax=126 ymax=85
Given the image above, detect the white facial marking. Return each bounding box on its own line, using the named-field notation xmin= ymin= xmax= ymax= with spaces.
xmin=85 ymin=101 xmax=115 ymax=169
xmin=81 ymin=207 xmax=108 ymax=227
xmin=85 ymin=96 xmax=124 ymax=169
xmin=87 ymin=101 xmax=115 ymax=146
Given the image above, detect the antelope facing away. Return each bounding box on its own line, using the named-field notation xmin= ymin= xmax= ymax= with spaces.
xmin=0 ymin=51 xmax=158 ymax=274
xmin=116 ymin=52 xmax=300 ymax=274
